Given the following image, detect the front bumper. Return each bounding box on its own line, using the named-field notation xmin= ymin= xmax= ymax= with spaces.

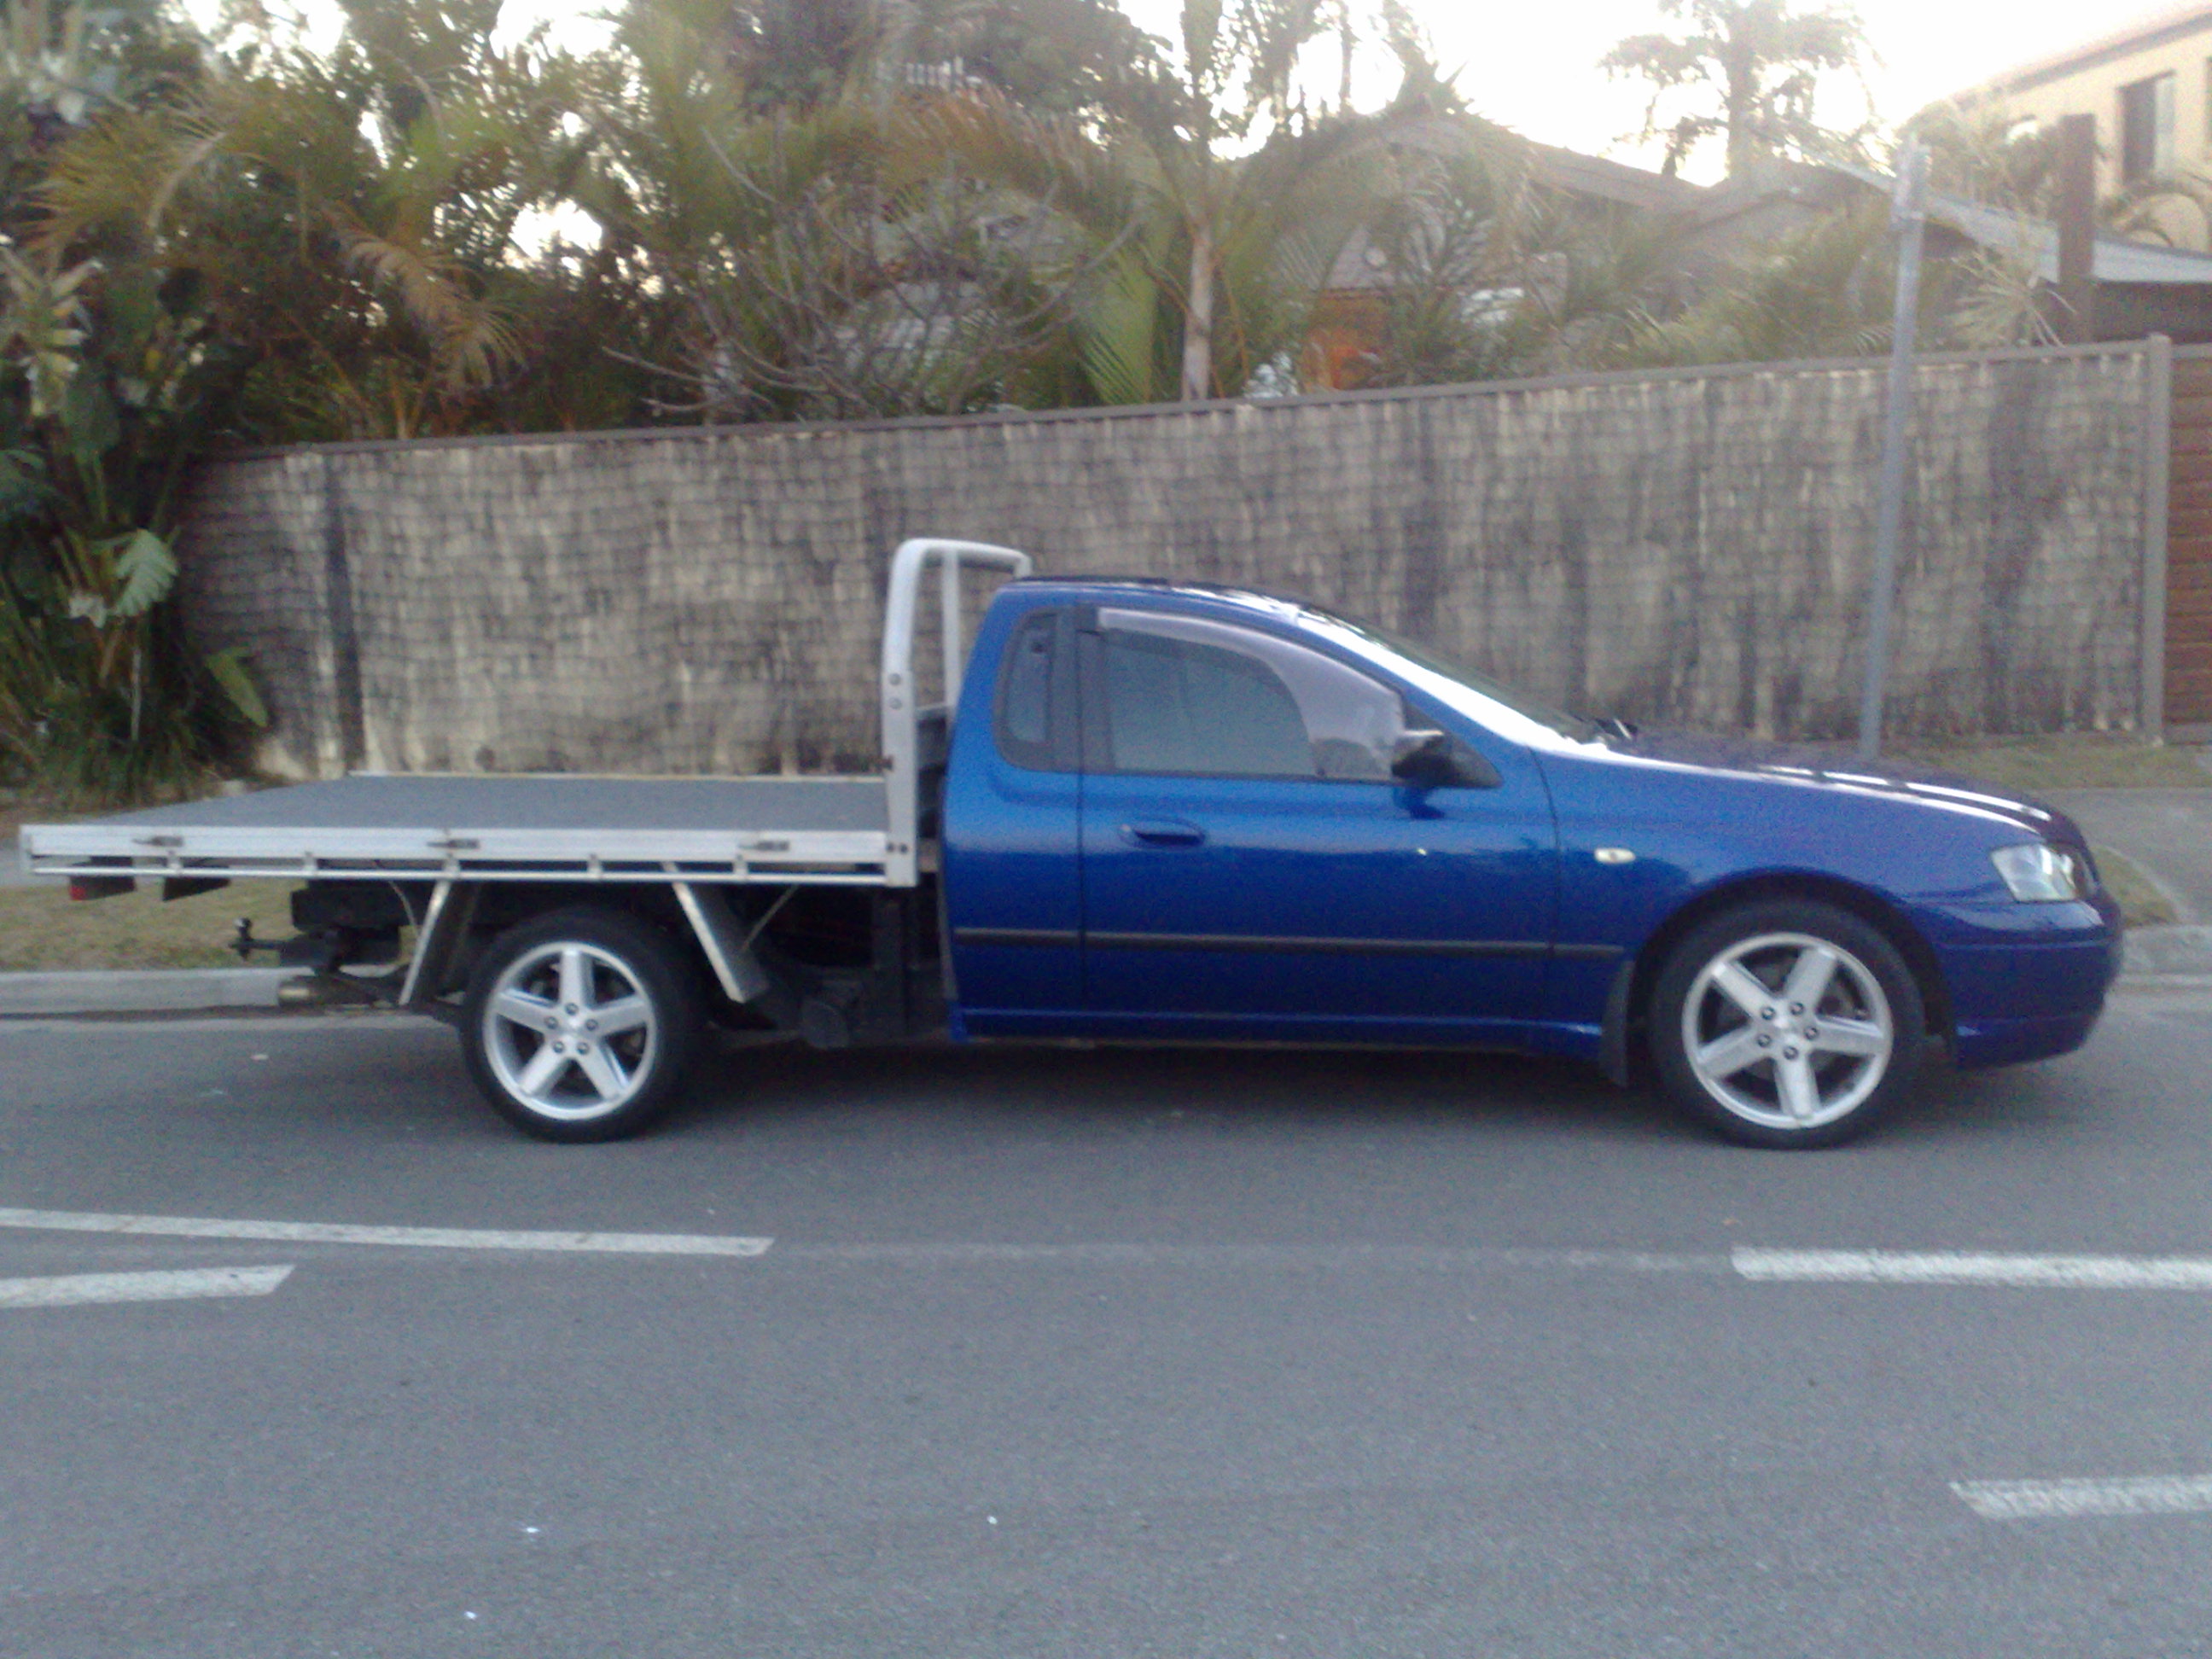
xmin=1930 ymin=891 xmax=2123 ymax=1070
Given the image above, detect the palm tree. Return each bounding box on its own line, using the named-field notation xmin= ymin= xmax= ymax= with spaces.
xmin=1622 ymin=195 xmax=1894 ymax=365
xmin=577 ymin=0 xmax=1140 ymax=421
xmin=1110 ymin=0 xmax=1435 ymax=401
xmin=0 ymin=0 xmax=256 ymax=795
xmin=1602 ymin=0 xmax=1870 ymax=180
xmin=41 ymin=0 xmax=618 ymax=442
xmin=1351 ymin=122 xmax=1685 ymax=387
xmin=940 ymin=0 xmax=1450 ymax=404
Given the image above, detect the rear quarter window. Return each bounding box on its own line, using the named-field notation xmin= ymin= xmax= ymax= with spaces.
xmin=994 ymin=610 xmax=1063 ymax=770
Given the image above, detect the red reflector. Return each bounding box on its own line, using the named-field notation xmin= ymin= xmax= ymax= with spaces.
xmin=68 ymin=876 xmax=137 ymax=900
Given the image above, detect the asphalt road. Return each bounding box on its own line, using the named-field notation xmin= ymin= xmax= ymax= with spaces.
xmin=3 ymin=995 xmax=2212 ymax=1658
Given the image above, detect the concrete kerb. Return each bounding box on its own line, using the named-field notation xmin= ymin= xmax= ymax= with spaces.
xmin=2119 ymin=926 xmax=2212 ymax=981
xmin=0 ymin=969 xmax=294 ymax=1017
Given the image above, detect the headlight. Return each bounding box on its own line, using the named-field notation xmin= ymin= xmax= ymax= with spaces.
xmin=1991 ymin=843 xmax=2087 ymax=902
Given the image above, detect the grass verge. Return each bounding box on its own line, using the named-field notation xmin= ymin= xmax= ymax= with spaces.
xmin=2093 ymin=847 xmax=2180 ymax=930
xmin=1897 ymin=734 xmax=2212 ymax=793
xmin=0 ymin=879 xmax=300 ymax=971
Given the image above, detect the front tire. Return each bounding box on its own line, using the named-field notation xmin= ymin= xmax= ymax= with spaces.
xmin=460 ymin=906 xmax=701 ymax=1142
xmin=1650 ymin=899 xmax=1924 ymax=1149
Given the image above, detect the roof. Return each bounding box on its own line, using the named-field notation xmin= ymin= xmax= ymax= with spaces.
xmin=1829 ymin=162 xmax=2212 ymax=287
xmin=1021 ymin=573 xmax=1321 ymax=611
xmin=1528 ymin=144 xmax=1706 ymax=214
xmin=1962 ymin=3 xmax=2212 ymax=100
xmin=1936 ymin=196 xmax=2212 ymax=287
xmin=1318 ymin=132 xmax=1701 ymax=292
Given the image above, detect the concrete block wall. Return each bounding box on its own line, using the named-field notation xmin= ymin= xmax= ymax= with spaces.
xmin=178 ymin=342 xmax=2159 ymax=778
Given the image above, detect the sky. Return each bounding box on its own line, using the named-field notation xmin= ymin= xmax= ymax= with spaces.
xmin=1410 ymin=0 xmax=2157 ymax=178
xmin=469 ymin=0 xmax=2176 ymax=182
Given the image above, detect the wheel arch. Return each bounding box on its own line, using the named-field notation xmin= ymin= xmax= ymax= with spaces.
xmin=422 ymin=882 xmax=722 ymax=1006
xmin=1601 ymin=871 xmax=1953 ymax=1086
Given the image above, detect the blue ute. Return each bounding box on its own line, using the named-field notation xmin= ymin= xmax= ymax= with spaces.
xmin=941 ymin=578 xmax=2122 ymax=1148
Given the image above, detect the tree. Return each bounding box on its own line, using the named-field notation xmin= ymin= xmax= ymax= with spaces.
xmin=0 ymin=0 xmax=263 ymax=795
xmin=1353 ymin=122 xmax=1683 ymax=387
xmin=574 ymin=0 xmax=1150 ymax=421
xmin=1621 ymin=195 xmax=1893 ymax=364
xmin=1602 ymin=0 xmax=1870 ymax=180
xmin=1613 ymin=122 xmax=2076 ymax=370
xmin=1907 ymin=100 xmax=2212 ymax=257
xmin=579 ymin=0 xmax=1419 ymax=413
xmin=1904 ymin=102 xmax=2212 ymax=343
xmin=1112 ymin=0 xmax=1394 ymax=401
xmin=626 ymin=100 xmax=1130 ymax=422
xmin=0 ymin=0 xmax=632 ymax=794
xmin=42 ymin=0 xmax=630 ymax=443
xmin=942 ymin=0 xmax=1451 ymax=404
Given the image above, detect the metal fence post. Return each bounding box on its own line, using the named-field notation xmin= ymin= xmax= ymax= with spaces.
xmin=1857 ymin=142 xmax=1930 ymax=762
xmin=320 ymin=451 xmax=367 ymax=775
xmin=2144 ymin=335 xmax=2174 ymax=740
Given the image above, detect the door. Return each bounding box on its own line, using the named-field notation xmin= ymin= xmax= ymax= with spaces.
xmin=941 ymin=605 xmax=1087 ymax=1036
xmin=1077 ymin=606 xmax=1557 ymax=1043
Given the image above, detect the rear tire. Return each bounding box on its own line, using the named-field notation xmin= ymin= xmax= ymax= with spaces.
xmin=460 ymin=906 xmax=701 ymax=1143
xmin=1650 ymin=899 xmax=1924 ymax=1150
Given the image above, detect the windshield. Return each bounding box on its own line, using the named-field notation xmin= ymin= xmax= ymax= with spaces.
xmin=1287 ymin=605 xmax=1600 ymax=745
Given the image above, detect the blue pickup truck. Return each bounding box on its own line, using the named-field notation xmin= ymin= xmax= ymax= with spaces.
xmin=25 ymin=539 xmax=2122 ymax=1149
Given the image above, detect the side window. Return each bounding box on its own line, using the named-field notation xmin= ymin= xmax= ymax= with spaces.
xmin=994 ymin=609 xmax=1062 ymax=770
xmin=1095 ymin=608 xmax=1410 ymax=780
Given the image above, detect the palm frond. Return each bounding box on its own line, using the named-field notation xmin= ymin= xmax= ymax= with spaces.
xmin=328 ymin=209 xmax=522 ymax=388
xmin=1075 ymin=245 xmax=1165 ymax=405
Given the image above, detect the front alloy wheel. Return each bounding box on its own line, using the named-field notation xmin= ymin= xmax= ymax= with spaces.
xmin=1653 ymin=901 xmax=1924 ymax=1148
xmin=461 ymin=907 xmax=701 ymax=1141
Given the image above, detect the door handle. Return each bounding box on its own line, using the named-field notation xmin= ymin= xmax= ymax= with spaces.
xmin=1121 ymin=818 xmax=1206 ymax=847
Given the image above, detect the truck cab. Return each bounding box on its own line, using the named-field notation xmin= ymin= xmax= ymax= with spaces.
xmin=942 ymin=579 xmax=1564 ymax=1051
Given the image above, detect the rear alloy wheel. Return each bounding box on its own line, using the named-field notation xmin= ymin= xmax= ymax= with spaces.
xmin=460 ymin=907 xmax=701 ymax=1142
xmin=1651 ymin=900 xmax=1924 ymax=1149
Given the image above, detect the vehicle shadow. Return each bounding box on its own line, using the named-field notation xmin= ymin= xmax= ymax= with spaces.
xmin=670 ymin=1032 xmax=2116 ymax=1155
xmin=672 ymin=1038 xmax=1685 ymax=1145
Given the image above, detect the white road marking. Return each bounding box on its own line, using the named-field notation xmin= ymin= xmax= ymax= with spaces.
xmin=1732 ymin=1248 xmax=2212 ymax=1289
xmin=4 ymin=1217 xmax=2206 ymax=1284
xmin=778 ymin=1243 xmax=1731 ymax=1272
xmin=0 ymin=1265 xmax=292 ymax=1309
xmin=1953 ymin=1476 xmax=2212 ymax=1520
xmin=0 ymin=1207 xmax=772 ymax=1258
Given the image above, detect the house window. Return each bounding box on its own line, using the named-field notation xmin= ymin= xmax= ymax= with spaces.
xmin=2120 ymin=72 xmax=2175 ymax=181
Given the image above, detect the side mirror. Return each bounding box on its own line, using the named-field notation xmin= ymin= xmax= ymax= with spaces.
xmin=1389 ymin=730 xmax=1499 ymax=789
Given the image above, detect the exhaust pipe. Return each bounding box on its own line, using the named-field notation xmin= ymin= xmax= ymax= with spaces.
xmin=276 ymin=974 xmax=387 ymax=1010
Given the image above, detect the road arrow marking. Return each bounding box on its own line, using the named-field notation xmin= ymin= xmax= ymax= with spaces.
xmin=0 ymin=1266 xmax=293 ymax=1310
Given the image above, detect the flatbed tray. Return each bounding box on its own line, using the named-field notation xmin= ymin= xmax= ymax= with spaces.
xmin=21 ymin=774 xmax=894 ymax=887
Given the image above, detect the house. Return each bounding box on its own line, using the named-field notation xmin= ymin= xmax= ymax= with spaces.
xmin=1301 ymin=133 xmax=1708 ymax=389
xmin=1299 ymin=117 xmax=2212 ymax=389
xmin=1958 ymin=4 xmax=2212 ymax=226
xmin=1681 ymin=156 xmax=2212 ymax=342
